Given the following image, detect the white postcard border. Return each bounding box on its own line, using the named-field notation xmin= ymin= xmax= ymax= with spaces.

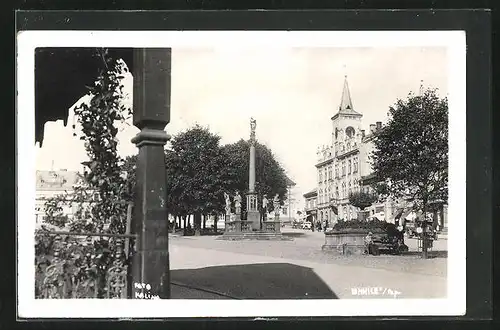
xmin=17 ymin=30 xmax=466 ymax=318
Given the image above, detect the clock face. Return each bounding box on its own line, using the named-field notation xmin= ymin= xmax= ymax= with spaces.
xmin=346 ymin=126 xmax=355 ymax=138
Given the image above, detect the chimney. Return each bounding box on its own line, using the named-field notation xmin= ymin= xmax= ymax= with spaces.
xmin=370 ymin=124 xmax=376 ymax=133
xmin=376 ymin=121 xmax=382 ymax=130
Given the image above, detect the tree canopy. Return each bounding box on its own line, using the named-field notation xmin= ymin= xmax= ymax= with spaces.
xmin=371 ymin=88 xmax=448 ymax=211
xmin=117 ymin=128 xmax=291 ymax=219
xmin=166 ymin=125 xmax=228 ymax=218
xmin=221 ymin=139 xmax=289 ymax=212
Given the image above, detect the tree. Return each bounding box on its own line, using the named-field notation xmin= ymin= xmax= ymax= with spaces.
xmin=221 ymin=139 xmax=289 ymax=213
xmin=348 ymin=191 xmax=378 ymax=221
xmin=371 ymin=88 xmax=448 ymax=258
xmin=167 ymin=125 xmax=228 ymax=234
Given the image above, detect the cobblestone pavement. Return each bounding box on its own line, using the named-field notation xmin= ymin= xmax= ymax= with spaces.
xmin=168 ymin=228 xmax=448 ymax=299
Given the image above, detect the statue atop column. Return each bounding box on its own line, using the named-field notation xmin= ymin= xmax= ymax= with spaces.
xmin=273 ymin=194 xmax=281 ymax=217
xmin=224 ymin=192 xmax=231 ymax=215
xmin=250 ymin=117 xmax=257 ymax=145
xmin=234 ymin=191 xmax=242 ymax=215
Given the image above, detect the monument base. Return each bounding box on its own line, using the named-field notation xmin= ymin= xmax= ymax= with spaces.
xmin=219 ymin=220 xmax=289 ymax=241
xmin=218 ymin=230 xmax=291 ymax=241
xmin=247 ymin=210 xmax=261 ymax=231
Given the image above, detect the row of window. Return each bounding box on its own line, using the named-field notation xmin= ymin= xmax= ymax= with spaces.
xmin=306 ymin=199 xmax=317 ymax=210
xmin=317 ymin=179 xmax=360 ymax=204
xmin=318 ymin=158 xmax=359 ymax=183
xmin=317 ymin=206 xmax=357 ymax=222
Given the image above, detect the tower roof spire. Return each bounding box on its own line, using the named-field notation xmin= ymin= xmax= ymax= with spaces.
xmin=338 ymin=75 xmax=360 ymax=115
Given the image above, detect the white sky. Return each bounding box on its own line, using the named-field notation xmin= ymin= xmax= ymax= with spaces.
xmin=35 ymin=47 xmax=448 ymax=207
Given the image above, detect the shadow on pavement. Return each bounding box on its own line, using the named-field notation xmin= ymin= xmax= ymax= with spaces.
xmin=171 ymin=263 xmax=338 ymax=299
xmin=281 ymin=232 xmax=307 ymax=238
xmin=402 ymin=250 xmax=448 ymax=258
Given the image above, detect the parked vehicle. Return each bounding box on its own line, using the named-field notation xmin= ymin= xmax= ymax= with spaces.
xmin=366 ymin=223 xmax=409 ymax=255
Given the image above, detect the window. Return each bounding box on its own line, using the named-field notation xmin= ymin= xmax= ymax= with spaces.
xmin=348 ymin=160 xmax=352 ymax=174
xmin=319 ymin=171 xmax=323 ymax=183
xmin=342 ymin=161 xmax=346 ymax=176
xmin=336 ymin=186 xmax=339 ymax=199
xmin=324 ymin=169 xmax=328 ymax=182
xmin=353 ymin=157 xmax=358 ymax=173
xmin=346 ymin=126 xmax=355 ymax=138
xmin=335 ymin=165 xmax=339 ymax=178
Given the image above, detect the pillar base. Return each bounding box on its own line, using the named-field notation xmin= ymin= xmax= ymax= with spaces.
xmin=246 ymin=192 xmax=259 ymax=230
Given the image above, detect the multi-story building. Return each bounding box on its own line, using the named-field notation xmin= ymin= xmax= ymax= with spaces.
xmin=35 ymin=169 xmax=83 ymax=228
xmin=303 ymin=188 xmax=317 ymax=224
xmin=315 ymin=76 xmax=386 ymax=225
xmin=314 ymin=77 xmax=448 ymax=231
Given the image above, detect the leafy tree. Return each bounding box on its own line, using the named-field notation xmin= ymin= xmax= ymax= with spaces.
xmin=371 ymin=88 xmax=448 ymax=258
xmin=167 ymin=125 xmax=228 ymax=233
xmin=221 ymin=139 xmax=289 ymax=213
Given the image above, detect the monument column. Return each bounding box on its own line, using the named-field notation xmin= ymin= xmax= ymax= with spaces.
xmin=247 ymin=118 xmax=260 ymax=230
xmin=131 ymin=48 xmax=171 ymax=299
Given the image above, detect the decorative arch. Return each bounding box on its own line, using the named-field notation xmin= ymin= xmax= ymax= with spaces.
xmin=345 ymin=126 xmax=355 ymax=139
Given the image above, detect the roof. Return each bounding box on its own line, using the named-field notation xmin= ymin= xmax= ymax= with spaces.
xmin=35 ymin=48 xmax=134 ymax=146
xmin=332 ymin=76 xmax=362 ymax=119
xmin=286 ymin=176 xmax=296 ymax=187
xmin=303 ymin=188 xmax=318 ymax=198
xmin=36 ymin=170 xmax=82 ymax=191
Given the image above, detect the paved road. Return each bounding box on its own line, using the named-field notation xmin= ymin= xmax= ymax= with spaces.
xmin=168 ymin=228 xmax=447 ymax=299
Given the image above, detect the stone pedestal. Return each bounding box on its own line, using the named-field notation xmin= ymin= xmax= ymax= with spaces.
xmin=246 ymin=192 xmax=260 ymax=230
xmin=322 ymin=231 xmax=367 ymax=255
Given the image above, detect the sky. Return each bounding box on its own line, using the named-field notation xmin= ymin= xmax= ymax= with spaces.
xmin=35 ymin=46 xmax=448 ymax=209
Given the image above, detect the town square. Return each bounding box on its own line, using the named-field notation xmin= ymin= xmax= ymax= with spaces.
xmin=27 ymin=40 xmax=451 ymax=304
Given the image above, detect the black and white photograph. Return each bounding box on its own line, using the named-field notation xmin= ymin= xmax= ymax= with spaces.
xmin=17 ymin=30 xmax=466 ymax=318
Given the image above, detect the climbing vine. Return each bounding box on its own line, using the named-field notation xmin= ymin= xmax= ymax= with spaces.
xmin=35 ymin=48 xmax=134 ymax=298
xmin=73 ymin=48 xmax=132 ymax=234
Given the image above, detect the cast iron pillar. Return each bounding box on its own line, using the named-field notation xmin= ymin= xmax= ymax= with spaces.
xmin=131 ymin=48 xmax=171 ymax=299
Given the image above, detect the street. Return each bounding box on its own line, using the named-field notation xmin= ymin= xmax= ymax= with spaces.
xmin=169 ymin=227 xmax=447 ymax=299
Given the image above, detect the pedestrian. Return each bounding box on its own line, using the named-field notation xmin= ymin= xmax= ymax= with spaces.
xmin=364 ymin=232 xmax=373 ymax=255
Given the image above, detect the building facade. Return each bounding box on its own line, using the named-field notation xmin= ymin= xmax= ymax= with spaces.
xmin=313 ymin=77 xmax=448 ymax=231
xmin=302 ymin=188 xmax=317 ymax=224
xmin=314 ymin=76 xmax=387 ymax=225
xmin=35 ymin=169 xmax=83 ymax=228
